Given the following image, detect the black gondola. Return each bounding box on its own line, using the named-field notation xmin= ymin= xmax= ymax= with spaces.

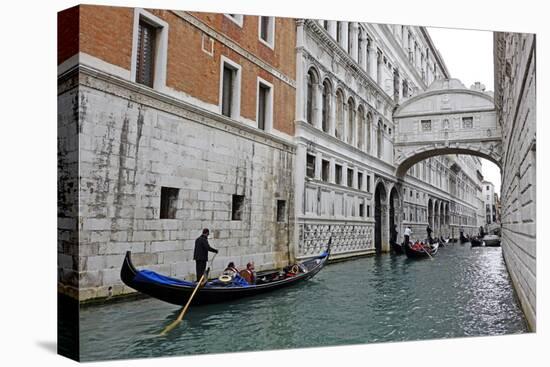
xmin=391 ymin=241 xmax=404 ymax=254
xmin=404 ymin=240 xmax=439 ymax=259
xmin=470 ymin=237 xmax=483 ymax=247
xmin=459 ymin=233 xmax=468 ymax=243
xmin=438 ymin=237 xmax=449 ymax=247
xmin=120 ymin=246 xmax=330 ymax=306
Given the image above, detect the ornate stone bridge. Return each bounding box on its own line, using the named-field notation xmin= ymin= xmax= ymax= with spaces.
xmin=393 ymin=79 xmax=502 ymax=177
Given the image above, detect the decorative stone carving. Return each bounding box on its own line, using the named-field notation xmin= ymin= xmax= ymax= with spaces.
xmin=298 ymin=223 xmax=374 ymax=256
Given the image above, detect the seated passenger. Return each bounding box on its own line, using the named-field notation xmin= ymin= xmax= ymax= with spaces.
xmin=239 ymin=262 xmax=256 ymax=285
xmin=224 ymin=261 xmax=239 ymax=275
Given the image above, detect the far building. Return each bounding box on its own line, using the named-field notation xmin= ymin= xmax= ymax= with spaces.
xmin=482 ymin=180 xmax=496 ymax=225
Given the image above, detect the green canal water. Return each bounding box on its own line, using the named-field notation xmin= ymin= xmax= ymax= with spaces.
xmin=78 ymin=243 xmax=528 ymax=361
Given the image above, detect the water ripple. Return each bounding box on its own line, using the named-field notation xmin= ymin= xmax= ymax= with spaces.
xmin=78 ymin=244 xmax=528 ymax=361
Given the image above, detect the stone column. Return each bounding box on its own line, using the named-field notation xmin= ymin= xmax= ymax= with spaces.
xmin=314 ymin=82 xmax=323 ymax=130
xmin=350 ymin=22 xmax=359 ymax=61
xmin=329 ymin=90 xmax=336 ymax=137
xmin=296 ymin=144 xmax=307 ymax=216
xmin=315 ymin=152 xmax=322 ymax=181
xmin=340 ymin=22 xmax=349 ymax=52
xmin=360 ymin=33 xmax=368 ymax=71
xmin=342 ymin=102 xmax=348 ymax=143
xmin=369 ymin=41 xmax=378 ymax=82
xmin=328 ymin=20 xmax=337 ymax=39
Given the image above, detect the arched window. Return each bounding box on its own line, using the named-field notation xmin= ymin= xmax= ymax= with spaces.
xmin=322 ymin=80 xmax=331 ymax=133
xmin=306 ymin=68 xmax=319 ymax=124
xmin=377 ymin=119 xmax=383 ymax=158
xmin=366 ymin=112 xmax=372 ymax=154
xmin=335 ymin=89 xmax=344 ymax=140
xmin=357 ymin=105 xmax=365 ymax=150
xmin=347 ymin=97 xmax=355 ymax=144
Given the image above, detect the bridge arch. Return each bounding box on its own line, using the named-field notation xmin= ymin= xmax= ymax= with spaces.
xmin=393 ymin=79 xmax=502 ymax=178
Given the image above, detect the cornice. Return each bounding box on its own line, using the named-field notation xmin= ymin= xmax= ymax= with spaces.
xmin=69 ymin=65 xmax=297 ymax=153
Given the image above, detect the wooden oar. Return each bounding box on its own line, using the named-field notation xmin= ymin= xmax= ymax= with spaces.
xmin=160 ymin=254 xmax=217 ymax=335
xmin=422 ymin=242 xmax=434 ymax=260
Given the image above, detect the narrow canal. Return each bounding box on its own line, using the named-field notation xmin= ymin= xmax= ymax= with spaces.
xmin=79 ymin=243 xmax=528 ymax=361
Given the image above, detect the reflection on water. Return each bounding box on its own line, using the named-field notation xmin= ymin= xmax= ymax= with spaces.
xmin=79 ymin=244 xmax=528 ymax=361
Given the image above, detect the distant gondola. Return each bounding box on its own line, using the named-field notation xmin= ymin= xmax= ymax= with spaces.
xmin=120 ymin=244 xmax=330 ymax=306
xmin=483 ymin=234 xmax=501 ymax=247
xmin=404 ymin=240 xmax=439 ymax=259
xmin=470 ymin=237 xmax=483 ymax=247
xmin=459 ymin=233 xmax=469 ymax=243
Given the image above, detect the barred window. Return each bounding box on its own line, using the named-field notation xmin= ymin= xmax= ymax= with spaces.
xmin=136 ymin=20 xmax=156 ymax=87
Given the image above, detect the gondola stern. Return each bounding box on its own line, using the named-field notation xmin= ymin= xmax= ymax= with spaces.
xmin=120 ymin=251 xmax=139 ymax=287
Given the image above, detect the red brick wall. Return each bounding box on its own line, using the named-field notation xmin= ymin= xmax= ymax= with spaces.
xmin=79 ymin=5 xmax=133 ymax=71
xmin=58 ymin=6 xmax=79 ymax=65
xmin=63 ymin=5 xmax=296 ymax=136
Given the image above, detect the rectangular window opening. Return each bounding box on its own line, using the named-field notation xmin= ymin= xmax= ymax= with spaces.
xmin=306 ymin=154 xmax=316 ymax=179
xmin=321 ymin=160 xmax=330 ymax=182
xmin=222 ymin=63 xmax=237 ymax=117
xmin=160 ymin=187 xmax=179 ymax=219
xmin=347 ymin=168 xmax=354 ymax=188
xmin=276 ymin=200 xmax=286 ymax=222
xmin=232 ymin=194 xmax=245 ymax=221
xmin=257 ymin=82 xmax=270 ymax=130
xmin=357 ymin=172 xmax=363 ymax=191
xmin=136 ymin=20 xmax=157 ymax=87
xmin=335 ymin=164 xmax=343 ymax=185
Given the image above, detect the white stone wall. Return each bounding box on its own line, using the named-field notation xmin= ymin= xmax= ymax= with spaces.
xmin=494 ymin=32 xmax=536 ymax=330
xmin=69 ymin=69 xmax=295 ymax=301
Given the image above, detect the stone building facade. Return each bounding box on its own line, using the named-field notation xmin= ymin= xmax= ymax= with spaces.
xmin=58 ymin=5 xmax=489 ymax=301
xmin=494 ymin=32 xmax=536 ymax=330
xmin=58 ymin=5 xmax=297 ymax=300
xmin=294 ymin=20 xmax=483 ymax=258
xmin=482 ymin=180 xmax=497 ymax=225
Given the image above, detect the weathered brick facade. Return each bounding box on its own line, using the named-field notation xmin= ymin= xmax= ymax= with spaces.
xmin=494 ymin=32 xmax=536 ymax=330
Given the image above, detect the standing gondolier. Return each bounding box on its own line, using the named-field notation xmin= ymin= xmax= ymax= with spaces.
xmin=403 ymin=226 xmax=412 ymax=247
xmin=426 ymin=225 xmax=433 ymax=243
xmin=193 ymin=228 xmax=218 ymax=282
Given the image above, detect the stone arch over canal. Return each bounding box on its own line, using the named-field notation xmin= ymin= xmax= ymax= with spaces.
xmin=393 ymin=79 xmax=503 ymax=178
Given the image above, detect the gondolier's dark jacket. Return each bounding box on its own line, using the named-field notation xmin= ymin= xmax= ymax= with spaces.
xmin=193 ymin=234 xmax=218 ymax=261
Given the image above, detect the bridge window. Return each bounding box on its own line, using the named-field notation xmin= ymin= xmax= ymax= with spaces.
xmin=462 ymin=116 xmax=473 ymax=129
xmin=421 ymin=119 xmax=432 ymax=131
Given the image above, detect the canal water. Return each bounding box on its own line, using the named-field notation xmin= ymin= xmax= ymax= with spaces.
xmin=79 ymin=243 xmax=528 ymax=361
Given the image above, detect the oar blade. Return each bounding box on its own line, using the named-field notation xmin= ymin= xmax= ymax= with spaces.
xmin=159 ymin=319 xmax=181 ymax=336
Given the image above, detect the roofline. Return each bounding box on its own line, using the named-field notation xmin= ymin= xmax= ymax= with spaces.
xmin=420 ymin=27 xmax=451 ymax=79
